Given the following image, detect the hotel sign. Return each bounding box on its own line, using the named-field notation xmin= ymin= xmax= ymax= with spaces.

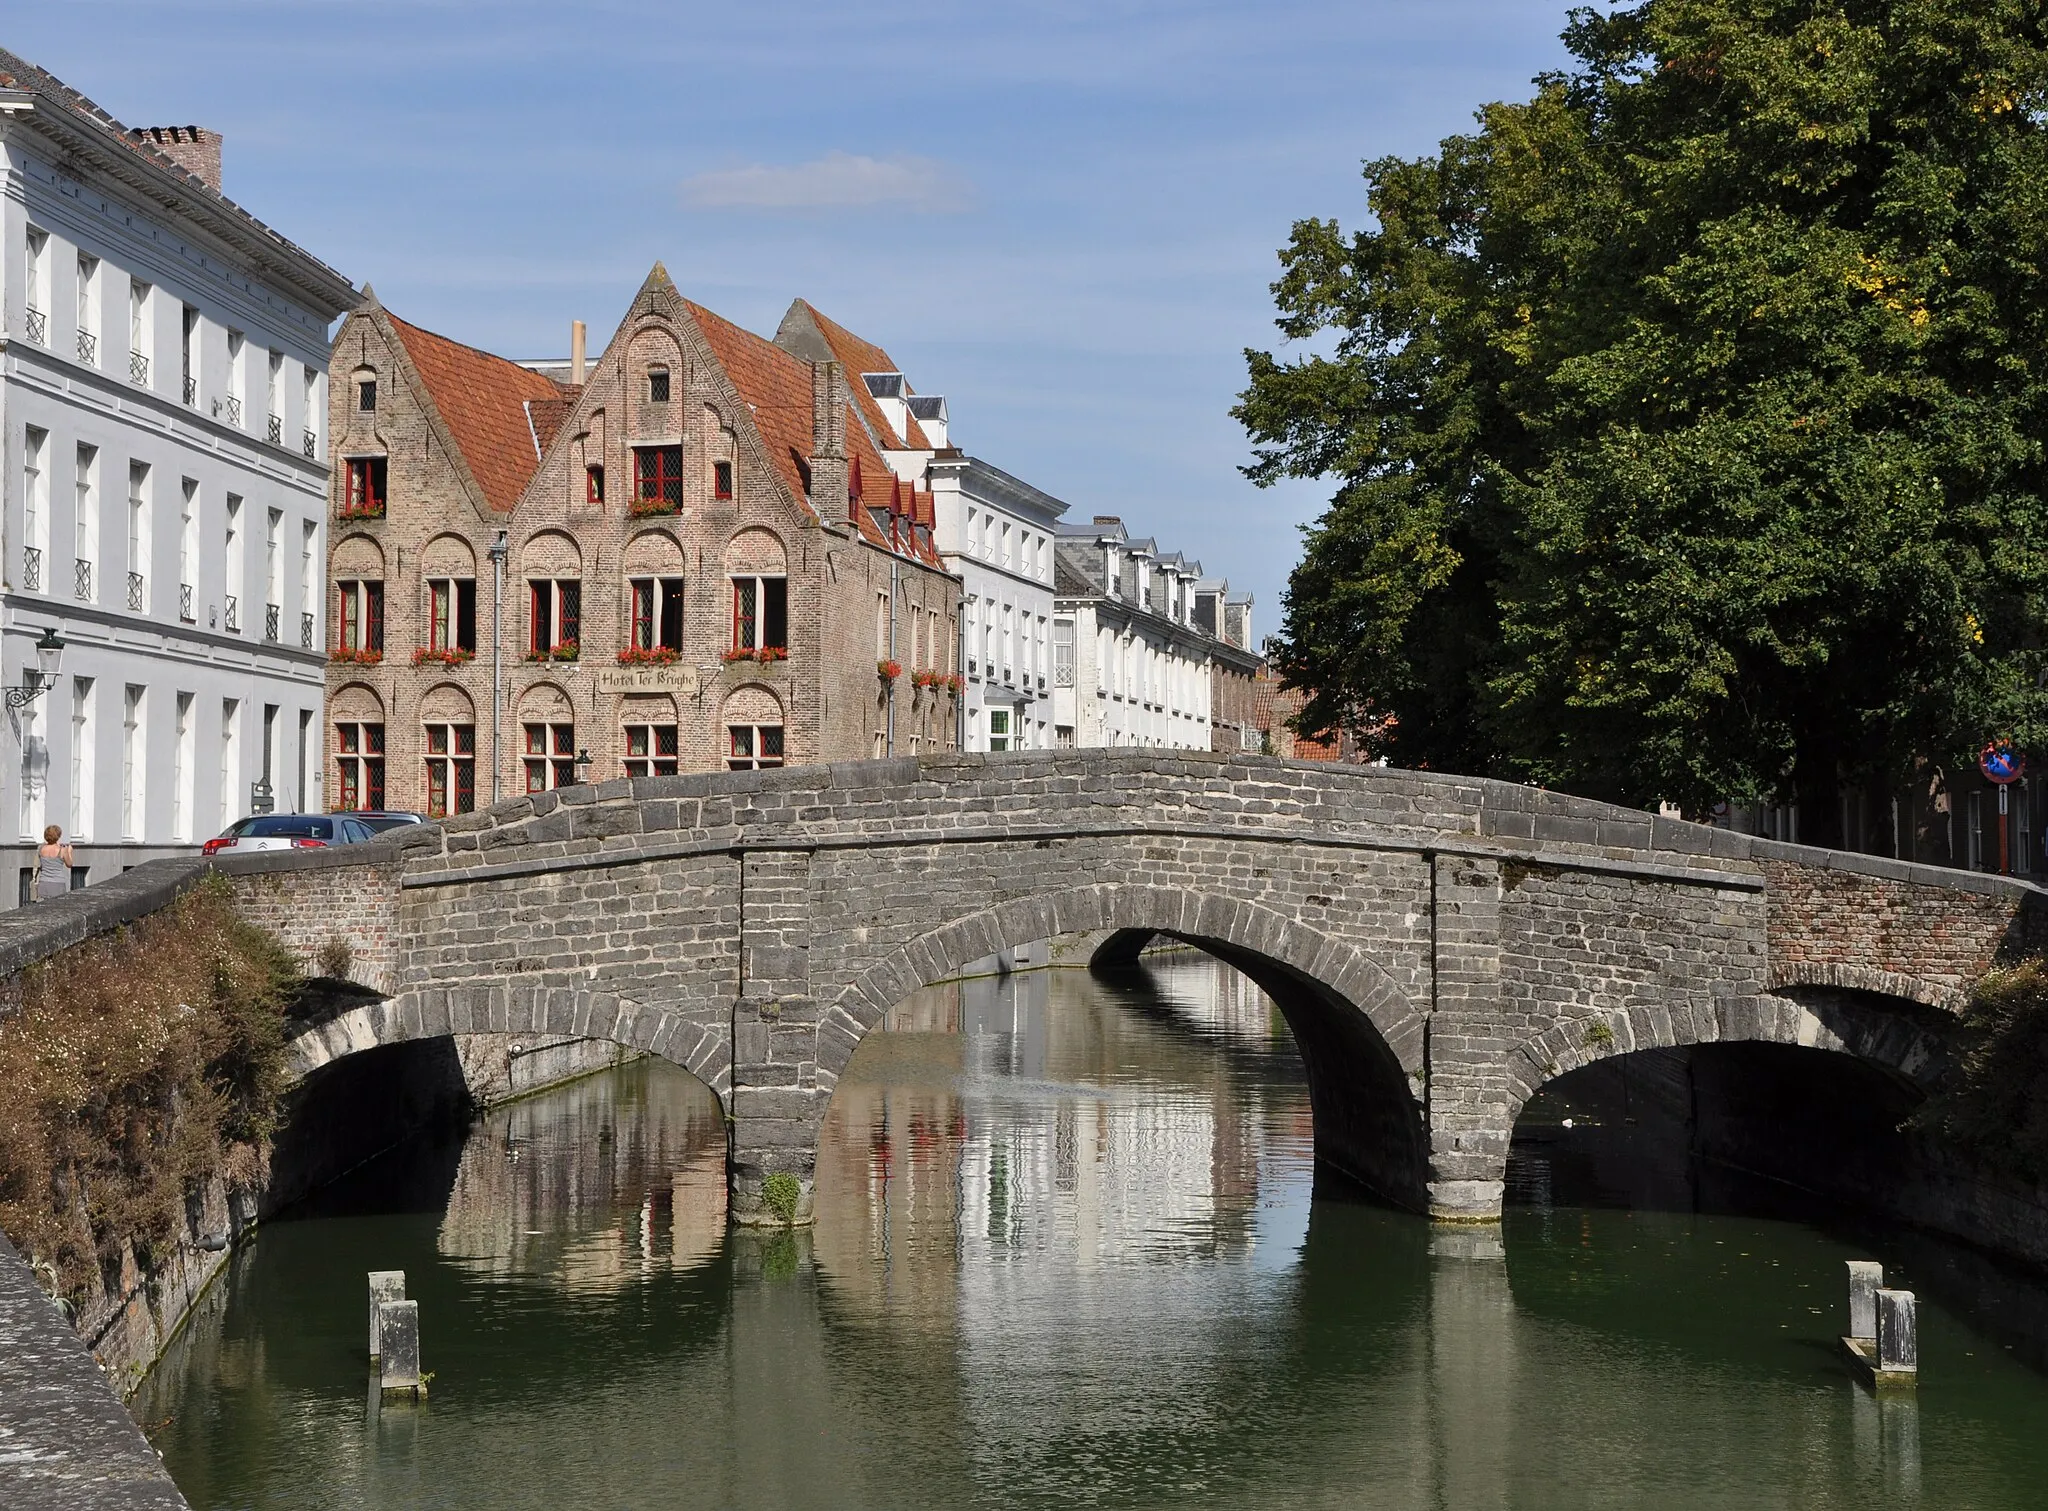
xmin=595 ymin=666 xmax=702 ymax=697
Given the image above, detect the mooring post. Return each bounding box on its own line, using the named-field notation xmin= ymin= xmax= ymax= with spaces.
xmin=368 ymin=1271 xmax=405 ymax=1359
xmin=1847 ymin=1260 xmax=1883 ymax=1342
xmin=1876 ymin=1290 xmax=1917 ymax=1383
xmin=377 ymin=1300 xmax=421 ymax=1395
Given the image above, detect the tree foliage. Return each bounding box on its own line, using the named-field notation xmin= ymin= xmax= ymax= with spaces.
xmin=1240 ymin=0 xmax=2048 ymax=823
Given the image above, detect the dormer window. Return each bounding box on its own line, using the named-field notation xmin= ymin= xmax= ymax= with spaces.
xmin=648 ymin=367 xmax=670 ymax=404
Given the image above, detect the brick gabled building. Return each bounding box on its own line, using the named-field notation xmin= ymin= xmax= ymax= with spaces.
xmin=323 ymin=265 xmax=959 ymax=817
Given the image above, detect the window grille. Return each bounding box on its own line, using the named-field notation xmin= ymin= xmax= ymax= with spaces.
xmin=265 ymin=603 xmax=280 ymax=642
xmin=183 ymin=374 xmax=197 ymax=405
xmin=266 ymin=414 xmax=282 ymax=445
xmin=130 ymin=349 xmax=149 ymax=385
xmin=76 ymin=329 xmax=97 ymax=365
xmin=727 ymin=723 xmax=785 ymax=772
xmin=180 ymin=583 xmax=195 ymax=623
xmin=24 ymin=308 xmax=45 ymax=345
xmin=74 ymin=560 xmax=92 ymax=601
xmin=22 ymin=547 xmax=41 ymax=593
xmin=301 ymin=610 xmax=314 ymax=648
xmin=224 ymin=594 xmax=239 ymax=633
xmin=303 ymin=429 xmax=317 ymax=459
xmin=128 ymin=571 xmax=145 ymax=612
xmin=224 ymin=395 xmax=242 ymax=427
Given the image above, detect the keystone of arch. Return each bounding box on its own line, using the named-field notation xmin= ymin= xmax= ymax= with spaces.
xmin=820 ymin=882 xmax=1426 ymax=1086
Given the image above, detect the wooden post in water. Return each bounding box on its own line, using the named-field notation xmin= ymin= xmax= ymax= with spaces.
xmin=368 ymin=1271 xmax=405 ymax=1359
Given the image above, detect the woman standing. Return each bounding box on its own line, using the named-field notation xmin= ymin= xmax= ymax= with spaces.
xmin=34 ymin=825 xmax=71 ymax=901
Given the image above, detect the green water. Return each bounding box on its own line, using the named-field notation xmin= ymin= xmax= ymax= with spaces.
xmin=140 ymin=955 xmax=2048 ymax=1509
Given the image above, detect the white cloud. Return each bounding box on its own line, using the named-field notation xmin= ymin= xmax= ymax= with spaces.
xmin=679 ymin=152 xmax=970 ymax=213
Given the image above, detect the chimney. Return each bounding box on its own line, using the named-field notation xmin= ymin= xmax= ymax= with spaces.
xmin=809 ymin=360 xmax=850 ymax=518
xmin=129 ymin=126 xmax=222 ymax=193
xmin=570 ymin=321 xmax=587 ymax=386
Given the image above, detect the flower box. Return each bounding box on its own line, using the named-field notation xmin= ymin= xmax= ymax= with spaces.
xmin=756 ymin=645 xmax=788 ymax=663
xmin=617 ymin=646 xmax=682 ymax=666
xmin=878 ymin=659 xmax=903 ymax=681
xmin=412 ymin=647 xmax=474 ymax=667
xmin=329 ymin=646 xmax=382 ymax=665
xmin=627 ymin=497 xmax=680 ymax=519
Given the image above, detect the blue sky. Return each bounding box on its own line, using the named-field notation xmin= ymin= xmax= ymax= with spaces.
xmin=11 ymin=2 xmax=1574 ymax=628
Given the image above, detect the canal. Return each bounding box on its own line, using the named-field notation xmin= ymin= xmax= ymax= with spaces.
xmin=139 ymin=952 xmax=2048 ymax=1508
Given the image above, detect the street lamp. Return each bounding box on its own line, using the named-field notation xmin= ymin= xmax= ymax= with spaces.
xmin=6 ymin=627 xmax=66 ymax=709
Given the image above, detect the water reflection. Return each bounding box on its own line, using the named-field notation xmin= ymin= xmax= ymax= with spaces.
xmin=141 ymin=951 xmax=2048 ymax=1511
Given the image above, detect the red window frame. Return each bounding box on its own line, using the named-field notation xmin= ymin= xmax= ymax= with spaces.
xmin=343 ymin=457 xmax=386 ymax=516
xmin=713 ymin=460 xmax=733 ymax=500
xmin=586 ymin=464 xmax=605 ymax=506
xmin=634 ymin=446 xmax=682 ymax=509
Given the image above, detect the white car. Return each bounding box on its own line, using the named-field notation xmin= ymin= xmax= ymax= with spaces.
xmin=202 ymin=813 xmax=378 ymax=855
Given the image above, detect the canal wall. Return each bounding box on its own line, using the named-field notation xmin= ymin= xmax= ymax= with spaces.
xmin=0 ymin=1230 xmax=188 ymax=1509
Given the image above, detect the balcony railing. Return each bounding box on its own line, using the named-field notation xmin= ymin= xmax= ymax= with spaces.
xmin=266 ymin=413 xmax=282 ymax=445
xmin=24 ymin=307 xmax=46 ymax=345
xmin=183 ymin=373 xmax=196 ymax=405
xmin=127 ymin=571 xmax=145 ymax=612
xmin=21 ymin=546 xmax=41 ymax=593
xmin=74 ymin=560 xmax=92 ymax=602
xmin=224 ymin=396 xmax=242 ymax=427
xmin=300 ymin=610 xmax=315 ymax=649
xmin=264 ymin=602 xmax=280 ymax=642
xmin=76 ymin=329 xmax=97 ymax=365
xmin=179 ymin=582 xmax=195 ymax=623
xmin=223 ymin=594 xmax=239 ymax=633
xmin=1055 ymin=660 xmax=1074 ymax=688
xmin=302 ymin=429 xmax=317 ymax=459
xmin=129 ymin=349 xmax=149 ymax=385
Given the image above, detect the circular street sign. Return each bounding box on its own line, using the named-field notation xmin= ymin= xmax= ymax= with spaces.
xmin=1980 ymin=741 xmax=2027 ymax=784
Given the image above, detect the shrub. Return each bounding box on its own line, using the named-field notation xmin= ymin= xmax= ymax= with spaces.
xmin=314 ymin=936 xmax=354 ymax=981
xmin=0 ymin=876 xmax=298 ymax=1299
xmin=760 ymin=1171 xmax=801 ymax=1225
xmin=1914 ymin=960 xmax=2048 ymax=1183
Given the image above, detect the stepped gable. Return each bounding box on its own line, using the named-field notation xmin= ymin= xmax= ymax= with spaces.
xmin=783 ymin=300 xmax=933 ymax=451
xmin=384 ymin=312 xmax=567 ymax=514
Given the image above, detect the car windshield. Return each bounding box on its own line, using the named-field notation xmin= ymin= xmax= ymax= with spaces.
xmin=356 ymin=814 xmax=420 ymax=833
xmin=240 ymin=816 xmax=334 ymax=840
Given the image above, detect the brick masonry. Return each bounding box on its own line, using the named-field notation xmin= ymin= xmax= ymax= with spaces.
xmin=20 ymin=750 xmax=2040 ymax=1224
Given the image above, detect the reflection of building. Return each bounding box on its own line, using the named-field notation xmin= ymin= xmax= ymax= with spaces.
xmin=322 ymin=270 xmax=958 ymax=816
xmin=438 ymin=1062 xmax=726 ymax=1287
xmin=0 ymin=49 xmax=354 ymax=898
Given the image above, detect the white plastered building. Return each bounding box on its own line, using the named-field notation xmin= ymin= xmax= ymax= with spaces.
xmin=0 ymin=50 xmax=354 ymax=903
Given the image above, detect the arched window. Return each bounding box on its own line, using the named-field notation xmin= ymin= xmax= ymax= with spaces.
xmin=420 ymin=684 xmax=476 ymax=817
xmin=722 ymin=685 xmax=783 ymax=771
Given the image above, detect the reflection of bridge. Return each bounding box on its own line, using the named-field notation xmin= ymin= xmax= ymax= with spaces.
xmin=178 ymin=751 xmax=2038 ymax=1224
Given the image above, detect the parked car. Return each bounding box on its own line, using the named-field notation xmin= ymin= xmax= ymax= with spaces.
xmin=351 ymin=810 xmax=426 ymax=834
xmin=202 ymin=813 xmax=378 ymax=856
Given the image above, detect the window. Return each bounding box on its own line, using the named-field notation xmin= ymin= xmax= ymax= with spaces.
xmin=25 ymin=229 xmax=47 ymax=340
xmin=428 ymin=578 xmax=477 ymax=652
xmin=523 ymin=722 xmax=576 ymax=792
xmin=632 ymin=445 xmax=682 ymax=512
xmin=76 ymin=253 xmax=99 ymax=363
xmin=304 ymin=367 xmax=321 ymax=455
xmin=358 ymin=378 xmax=376 ymax=411
xmin=226 ymin=329 xmax=245 ymax=423
xmin=647 ymin=367 xmax=670 ymax=403
xmin=343 ymin=457 xmax=387 ymax=517
xmin=624 ymin=723 xmax=679 ymax=778
xmin=989 ymin=707 xmax=1012 ymax=752
xmin=220 ymin=698 xmax=239 ymax=829
xmin=875 ymin=591 xmax=890 ymax=659
xmin=181 ymin=306 xmax=198 ymax=402
xmin=179 ymin=479 xmax=197 ymax=615
xmin=172 ymin=692 xmax=193 ymax=841
xmin=23 ymin=427 xmax=47 ymax=587
xmin=335 ymin=721 xmax=385 ymax=810
xmin=528 ymin=579 xmax=580 ymax=655
xmin=730 ymin=575 xmax=788 ymax=652
xmin=265 ymin=507 xmax=282 ymax=621
xmin=713 ymin=460 xmax=733 ymax=500
xmin=225 ymin=495 xmax=243 ymax=626
xmin=122 ymin=686 xmax=145 ymax=839
xmin=74 ymin=444 xmax=97 ymax=602
xmin=301 ymin=521 xmax=318 ymax=645
xmin=630 ymin=577 xmax=685 ymax=651
xmin=266 ymin=351 xmax=283 ymax=437
xmin=70 ymin=677 xmax=94 ymax=839
xmin=336 ymin=580 xmax=385 ymax=652
xmin=129 ymin=280 xmax=150 ymax=384
xmin=127 ymin=462 xmax=150 ymax=612
xmin=586 ymin=464 xmax=605 ymax=506
xmin=727 ymin=723 xmax=784 ymax=772
xmin=423 ymin=722 xmax=476 ymax=818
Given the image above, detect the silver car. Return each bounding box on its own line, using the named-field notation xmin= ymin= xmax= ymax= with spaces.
xmin=203 ymin=813 xmax=377 ymax=855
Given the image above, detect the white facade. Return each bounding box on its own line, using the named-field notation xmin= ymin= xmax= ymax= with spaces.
xmin=0 ymin=54 xmax=353 ymax=903
xmin=1052 ymin=518 xmax=1234 ymax=750
xmin=929 ymin=455 xmax=1065 ymax=752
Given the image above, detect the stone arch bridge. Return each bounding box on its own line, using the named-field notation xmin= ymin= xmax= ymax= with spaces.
xmin=175 ymin=751 xmax=2040 ymax=1223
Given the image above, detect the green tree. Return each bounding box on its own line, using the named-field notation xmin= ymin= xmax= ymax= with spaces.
xmin=1240 ymin=0 xmax=2048 ymax=834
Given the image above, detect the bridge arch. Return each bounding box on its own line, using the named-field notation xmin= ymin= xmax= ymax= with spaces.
xmin=817 ymin=882 xmax=1430 ymax=1209
xmin=283 ymin=989 xmax=732 ymax=1112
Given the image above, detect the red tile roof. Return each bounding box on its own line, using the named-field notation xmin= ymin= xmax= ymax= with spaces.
xmin=384 ymin=312 xmax=566 ymax=514
xmin=684 ymin=299 xmax=944 ymax=568
xmin=788 ymin=300 xmax=933 ymax=451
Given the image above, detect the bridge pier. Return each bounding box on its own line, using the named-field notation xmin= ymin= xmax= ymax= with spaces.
xmin=1425 ymin=855 xmax=1511 ymax=1224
